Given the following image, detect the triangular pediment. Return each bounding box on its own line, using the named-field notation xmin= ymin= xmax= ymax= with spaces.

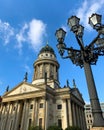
xmin=3 ymin=82 xmax=41 ymax=97
xmin=71 ymin=88 xmax=84 ymax=103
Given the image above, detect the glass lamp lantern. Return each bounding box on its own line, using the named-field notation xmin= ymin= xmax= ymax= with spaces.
xmin=55 ymin=28 xmax=66 ymax=43
xmin=95 ymin=35 xmax=104 ymax=47
xmin=89 ymin=13 xmax=102 ymax=30
xmin=67 ymin=16 xmax=80 ymax=32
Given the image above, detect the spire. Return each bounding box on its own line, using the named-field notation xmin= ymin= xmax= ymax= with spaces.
xmin=24 ymin=72 xmax=28 ymax=82
xmin=73 ymin=79 xmax=76 ymax=88
xmin=46 ymin=40 xmax=49 ymax=45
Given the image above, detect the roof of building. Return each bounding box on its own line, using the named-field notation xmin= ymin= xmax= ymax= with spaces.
xmin=39 ymin=44 xmax=55 ymax=54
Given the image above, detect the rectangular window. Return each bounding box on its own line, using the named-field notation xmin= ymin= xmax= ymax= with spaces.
xmin=39 ymin=103 xmax=43 ymax=108
xmin=58 ymin=119 xmax=62 ymax=128
xmin=39 ymin=118 xmax=42 ymax=128
xmin=57 ymin=104 xmax=62 ymax=109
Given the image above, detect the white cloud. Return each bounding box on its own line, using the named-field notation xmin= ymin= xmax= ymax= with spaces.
xmin=27 ymin=19 xmax=47 ymax=52
xmin=76 ymin=0 xmax=104 ymax=31
xmin=16 ymin=23 xmax=28 ymax=48
xmin=61 ymin=25 xmax=68 ymax=32
xmin=15 ymin=19 xmax=47 ymax=53
xmin=0 ymin=20 xmax=14 ymax=44
xmin=15 ymin=23 xmax=28 ymax=54
xmin=0 ymin=18 xmax=47 ymax=54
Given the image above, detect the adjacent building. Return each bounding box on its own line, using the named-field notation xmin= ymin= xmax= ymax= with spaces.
xmin=85 ymin=103 xmax=104 ymax=130
xmin=0 ymin=44 xmax=87 ymax=130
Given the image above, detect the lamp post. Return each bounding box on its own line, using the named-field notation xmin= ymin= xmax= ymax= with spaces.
xmin=55 ymin=13 xmax=104 ymax=127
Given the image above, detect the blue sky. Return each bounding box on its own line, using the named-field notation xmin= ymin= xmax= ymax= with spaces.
xmin=0 ymin=0 xmax=104 ymax=103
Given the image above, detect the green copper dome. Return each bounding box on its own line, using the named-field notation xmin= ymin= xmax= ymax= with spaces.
xmin=39 ymin=44 xmax=55 ymax=54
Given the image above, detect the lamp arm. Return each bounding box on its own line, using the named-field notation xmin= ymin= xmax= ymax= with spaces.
xmin=61 ymin=56 xmax=71 ymax=59
xmin=88 ymin=33 xmax=100 ymax=49
xmin=93 ymin=46 xmax=104 ymax=56
xmin=62 ymin=46 xmax=80 ymax=52
xmin=75 ymin=35 xmax=85 ymax=51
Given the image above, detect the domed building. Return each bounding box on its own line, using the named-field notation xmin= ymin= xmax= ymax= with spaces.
xmin=0 ymin=44 xmax=87 ymax=130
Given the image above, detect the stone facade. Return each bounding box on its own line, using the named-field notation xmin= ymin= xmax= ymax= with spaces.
xmin=0 ymin=44 xmax=87 ymax=130
xmin=85 ymin=103 xmax=104 ymax=130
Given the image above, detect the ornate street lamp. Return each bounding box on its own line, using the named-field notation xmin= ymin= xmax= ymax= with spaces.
xmin=55 ymin=13 xmax=104 ymax=127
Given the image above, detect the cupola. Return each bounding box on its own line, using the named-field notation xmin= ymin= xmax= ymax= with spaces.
xmin=32 ymin=44 xmax=60 ymax=88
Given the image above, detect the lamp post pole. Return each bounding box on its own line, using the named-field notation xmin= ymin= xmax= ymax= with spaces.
xmin=55 ymin=13 xmax=104 ymax=127
xmin=84 ymin=61 xmax=104 ymax=126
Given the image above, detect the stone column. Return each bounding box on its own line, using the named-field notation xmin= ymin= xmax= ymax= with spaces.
xmin=0 ymin=105 xmax=5 ymax=130
xmin=75 ymin=104 xmax=80 ymax=127
xmin=0 ymin=103 xmax=3 ymax=128
xmin=0 ymin=103 xmax=3 ymax=115
xmin=14 ymin=101 xmax=21 ymax=130
xmin=78 ymin=107 xmax=82 ymax=129
xmin=54 ymin=65 xmax=56 ymax=80
xmin=83 ymin=108 xmax=87 ymax=130
xmin=6 ymin=103 xmax=13 ymax=130
xmin=72 ymin=102 xmax=76 ymax=126
xmin=42 ymin=63 xmax=44 ymax=78
xmin=44 ymin=97 xmax=46 ymax=130
xmin=45 ymin=98 xmax=48 ymax=130
xmin=74 ymin=104 xmax=77 ymax=126
xmin=32 ymin=99 xmax=36 ymax=126
xmin=12 ymin=102 xmax=19 ymax=130
xmin=2 ymin=104 xmax=6 ymax=115
xmin=20 ymin=100 xmax=27 ymax=130
xmin=64 ymin=99 xmax=68 ymax=128
xmin=4 ymin=103 xmax=10 ymax=130
xmin=43 ymin=63 xmax=45 ymax=79
xmin=35 ymin=98 xmax=38 ymax=126
xmin=0 ymin=103 xmax=4 ymax=125
xmin=48 ymin=63 xmax=50 ymax=78
xmin=68 ymin=99 xmax=73 ymax=126
xmin=24 ymin=100 xmax=29 ymax=130
xmin=81 ymin=108 xmax=87 ymax=130
xmin=1 ymin=104 xmax=6 ymax=130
